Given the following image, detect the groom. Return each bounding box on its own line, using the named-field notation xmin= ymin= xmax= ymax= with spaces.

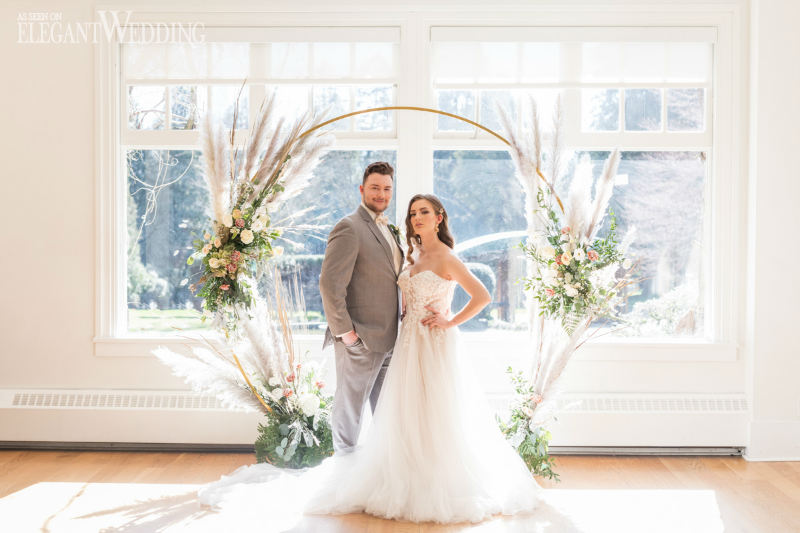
xmin=319 ymin=161 xmax=404 ymax=453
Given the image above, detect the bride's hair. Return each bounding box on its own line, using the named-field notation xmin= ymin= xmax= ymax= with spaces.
xmin=404 ymin=194 xmax=454 ymax=265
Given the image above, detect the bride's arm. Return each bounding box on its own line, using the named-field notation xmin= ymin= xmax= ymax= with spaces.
xmin=422 ymin=256 xmax=490 ymax=329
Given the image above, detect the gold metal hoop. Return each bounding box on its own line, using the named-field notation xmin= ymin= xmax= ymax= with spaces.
xmin=298 ymin=106 xmax=564 ymax=213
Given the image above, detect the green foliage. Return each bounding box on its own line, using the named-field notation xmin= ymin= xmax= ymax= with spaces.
xmin=254 ymin=414 xmax=333 ymax=469
xmin=497 ymin=367 xmax=560 ymax=481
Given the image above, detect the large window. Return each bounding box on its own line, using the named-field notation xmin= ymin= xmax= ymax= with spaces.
xmin=100 ymin=17 xmax=733 ymax=354
xmin=121 ymin=30 xmax=400 ymax=335
xmin=430 ymin=29 xmax=713 ymax=339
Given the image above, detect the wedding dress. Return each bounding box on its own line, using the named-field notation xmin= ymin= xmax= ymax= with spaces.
xmin=198 ymin=269 xmax=543 ymax=524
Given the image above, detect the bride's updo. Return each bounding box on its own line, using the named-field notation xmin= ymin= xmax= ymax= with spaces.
xmin=404 ymin=193 xmax=455 ymax=265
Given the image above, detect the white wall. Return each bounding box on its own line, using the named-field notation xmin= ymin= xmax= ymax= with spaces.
xmin=0 ymin=0 xmax=795 ymax=458
xmin=745 ymin=0 xmax=800 ymax=460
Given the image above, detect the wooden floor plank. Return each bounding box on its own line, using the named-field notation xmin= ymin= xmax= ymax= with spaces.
xmin=1 ymin=451 xmax=798 ymax=532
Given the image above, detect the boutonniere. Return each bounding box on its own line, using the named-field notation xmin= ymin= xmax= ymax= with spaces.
xmin=388 ymin=224 xmax=403 ymax=247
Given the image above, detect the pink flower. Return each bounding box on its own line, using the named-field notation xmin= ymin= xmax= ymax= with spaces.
xmin=231 ymin=250 xmax=241 ymax=262
xmin=545 ymin=288 xmax=555 ymax=297
xmin=561 ymin=226 xmax=571 ymax=235
xmin=227 ymin=263 xmax=237 ymax=272
xmin=315 ymin=381 xmax=325 ymax=389
xmin=220 ymin=284 xmax=230 ymax=291
xmin=587 ymin=250 xmax=599 ymax=261
xmin=554 ymin=254 xmax=562 ymax=265
xmin=286 ymin=374 xmax=295 ymax=383
xmin=283 ymin=389 xmax=293 ymax=398
xmin=530 ymin=393 xmax=543 ymax=405
xmin=235 ymin=218 xmax=245 ymax=228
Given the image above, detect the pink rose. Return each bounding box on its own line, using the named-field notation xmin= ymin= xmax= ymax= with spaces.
xmin=235 ymin=218 xmax=245 ymax=228
xmin=231 ymin=251 xmax=241 ymax=262
xmin=545 ymin=288 xmax=555 ymax=297
xmin=220 ymin=284 xmax=230 ymax=291
xmin=286 ymin=373 xmax=295 ymax=383
xmin=530 ymin=393 xmax=543 ymax=405
xmin=283 ymin=389 xmax=293 ymax=398
xmin=561 ymin=226 xmax=571 ymax=235
xmin=587 ymin=250 xmax=599 ymax=261
xmin=227 ymin=263 xmax=237 ymax=272
xmin=316 ymin=381 xmax=325 ymax=389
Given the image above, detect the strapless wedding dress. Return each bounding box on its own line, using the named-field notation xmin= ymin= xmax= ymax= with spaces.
xmin=198 ymin=269 xmax=543 ymax=524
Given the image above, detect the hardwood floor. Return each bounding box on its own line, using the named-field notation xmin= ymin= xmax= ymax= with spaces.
xmin=0 ymin=451 xmax=798 ymax=532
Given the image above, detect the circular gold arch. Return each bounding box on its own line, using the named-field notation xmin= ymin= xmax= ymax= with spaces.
xmin=298 ymin=106 xmax=565 ymax=213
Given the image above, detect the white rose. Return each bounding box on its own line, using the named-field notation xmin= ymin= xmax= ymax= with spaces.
xmin=208 ymin=258 xmax=220 ymax=268
xmin=240 ymin=229 xmax=254 ymax=244
xmin=251 ymin=218 xmax=264 ymax=232
xmin=565 ymin=284 xmax=579 ymax=297
xmin=270 ymin=388 xmax=283 ymax=402
xmin=299 ymin=393 xmax=320 ymax=417
xmin=268 ymin=377 xmax=281 ymax=387
xmin=201 ymin=243 xmax=212 ymax=256
xmin=573 ymin=248 xmax=585 ymax=261
xmin=622 ymin=258 xmax=632 ymax=269
xmin=222 ymin=213 xmax=233 ymax=227
xmin=540 ymin=245 xmax=556 ymax=259
xmin=564 ymin=272 xmax=573 ymax=283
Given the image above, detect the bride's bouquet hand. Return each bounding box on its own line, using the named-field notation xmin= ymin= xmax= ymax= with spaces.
xmin=421 ymin=304 xmax=451 ymax=329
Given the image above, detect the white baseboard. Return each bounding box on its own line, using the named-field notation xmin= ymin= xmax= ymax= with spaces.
xmin=744 ymin=419 xmax=800 ymax=461
xmin=0 ymin=388 xmax=750 ymax=448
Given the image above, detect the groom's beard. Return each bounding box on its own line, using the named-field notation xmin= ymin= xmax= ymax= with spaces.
xmin=364 ymin=198 xmax=388 ymax=214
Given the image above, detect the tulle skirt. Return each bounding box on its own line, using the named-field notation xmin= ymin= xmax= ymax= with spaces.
xmin=198 ymin=319 xmax=542 ymax=524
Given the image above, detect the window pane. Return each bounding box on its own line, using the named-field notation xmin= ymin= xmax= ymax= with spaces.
xmin=272 ymin=150 xmax=398 ymax=333
xmin=622 ymin=43 xmax=665 ymax=82
xmin=564 ymin=150 xmax=706 ymax=338
xmin=128 ymin=86 xmax=165 ymax=130
xmin=479 ymin=90 xmax=517 ymax=133
xmin=126 ymin=149 xmax=209 ymax=333
xmin=436 ymin=90 xmax=476 ymax=132
xmin=354 ymin=43 xmax=397 ymax=78
xmin=520 ymin=43 xmax=560 ymax=82
xmin=667 ymin=88 xmax=705 ymax=131
xmin=433 ymin=150 xmax=528 ymax=332
xmin=582 ymin=89 xmax=619 ymax=131
xmin=354 ymin=85 xmax=393 ymax=131
xmin=271 ymin=43 xmax=310 ymax=79
xmin=666 ymin=43 xmax=711 ymax=82
xmin=313 ymin=86 xmax=351 ymax=131
xmin=169 ymin=85 xmax=201 ymax=130
xmin=207 ymin=86 xmax=248 ymax=130
xmin=477 ymin=42 xmax=518 ymax=83
xmin=313 ymin=43 xmax=351 ymax=78
xmin=581 ymin=43 xmax=622 ymax=82
xmin=625 ymin=88 xmax=661 ymax=131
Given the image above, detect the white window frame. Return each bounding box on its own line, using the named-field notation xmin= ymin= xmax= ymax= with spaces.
xmin=94 ymin=6 xmax=742 ymax=363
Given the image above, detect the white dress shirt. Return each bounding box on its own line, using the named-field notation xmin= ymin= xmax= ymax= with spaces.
xmin=361 ymin=201 xmax=403 ymax=274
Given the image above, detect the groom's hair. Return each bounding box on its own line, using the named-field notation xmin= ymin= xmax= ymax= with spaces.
xmin=362 ymin=161 xmax=394 ymax=184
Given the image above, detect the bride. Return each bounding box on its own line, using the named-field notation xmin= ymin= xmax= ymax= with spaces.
xmin=199 ymin=193 xmax=543 ymax=524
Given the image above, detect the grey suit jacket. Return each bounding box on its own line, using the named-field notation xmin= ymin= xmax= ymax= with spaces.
xmin=319 ymin=205 xmax=405 ymax=353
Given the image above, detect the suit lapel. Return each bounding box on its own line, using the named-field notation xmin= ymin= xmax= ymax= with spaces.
xmin=358 ymin=206 xmax=396 ymax=273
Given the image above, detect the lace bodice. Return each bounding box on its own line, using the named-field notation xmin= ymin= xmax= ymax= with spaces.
xmin=397 ymin=269 xmax=457 ymax=322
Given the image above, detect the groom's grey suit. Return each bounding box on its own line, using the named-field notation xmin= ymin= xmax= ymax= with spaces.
xmin=320 ymin=204 xmax=404 ymax=452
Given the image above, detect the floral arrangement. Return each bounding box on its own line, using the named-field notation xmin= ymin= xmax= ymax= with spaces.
xmin=521 ymin=172 xmax=636 ymax=334
xmin=497 ymin=367 xmax=558 ymax=480
xmin=498 ymin=96 xmax=638 ymax=478
xmin=154 ymin=85 xmax=336 ymax=470
xmin=254 ymin=361 xmax=334 ymax=468
xmin=184 ymin=85 xmax=332 ymax=336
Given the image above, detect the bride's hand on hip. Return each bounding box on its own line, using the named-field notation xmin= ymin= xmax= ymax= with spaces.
xmin=421 ymin=304 xmax=451 ymax=329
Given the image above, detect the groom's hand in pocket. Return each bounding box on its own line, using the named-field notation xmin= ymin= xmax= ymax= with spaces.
xmin=341 ymin=330 xmax=359 ymax=346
